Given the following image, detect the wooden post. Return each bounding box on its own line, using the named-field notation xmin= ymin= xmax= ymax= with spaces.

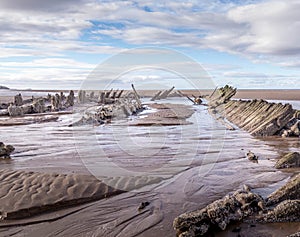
xmin=99 ymin=92 xmax=105 ymax=104
xmin=177 ymin=90 xmax=186 ymax=97
xmin=112 ymin=89 xmax=118 ymax=99
xmin=150 ymin=91 xmax=162 ymax=101
xmin=186 ymin=95 xmax=196 ymax=104
xmin=209 ymin=86 xmax=218 ymax=99
xmin=131 ymin=84 xmax=140 ymax=99
xmin=105 ymin=88 xmax=113 ymax=98
xmin=131 ymin=84 xmax=142 ymax=108
xmin=159 ymin=86 xmax=175 ymax=99
xmin=164 ymin=86 xmax=175 ymax=98
xmin=116 ymin=90 xmax=124 ymax=98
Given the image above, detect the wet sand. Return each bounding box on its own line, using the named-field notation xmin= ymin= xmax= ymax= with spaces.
xmin=136 ymin=89 xmax=300 ymax=101
xmin=0 ymin=91 xmax=299 ymax=236
xmin=0 ymin=169 xmax=123 ymax=220
xmin=2 ymin=89 xmax=300 ymax=102
xmin=130 ymin=103 xmax=195 ymax=126
xmin=185 ymin=89 xmax=300 ymax=101
xmin=234 ymin=89 xmax=300 ymax=101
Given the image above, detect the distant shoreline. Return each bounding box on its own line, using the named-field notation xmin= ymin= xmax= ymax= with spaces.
xmin=0 ymin=86 xmax=9 ymax=90
xmin=2 ymin=89 xmax=300 ymax=101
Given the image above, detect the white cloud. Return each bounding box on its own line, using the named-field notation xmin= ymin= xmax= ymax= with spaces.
xmin=1 ymin=67 xmax=91 ymax=89
xmin=0 ymin=47 xmax=60 ymax=58
xmin=226 ymin=0 xmax=300 ymax=56
xmin=0 ymin=57 xmax=97 ymax=90
xmin=1 ymin=0 xmax=299 ymax=59
xmin=0 ymin=1 xmax=124 ymax=56
xmin=0 ymin=0 xmax=85 ymax=12
xmin=278 ymin=61 xmax=300 ymax=68
xmin=0 ymin=58 xmax=96 ymax=69
xmin=219 ymin=70 xmax=300 ymax=89
xmin=0 ymin=0 xmax=300 ymax=89
xmin=223 ymin=71 xmax=267 ymax=78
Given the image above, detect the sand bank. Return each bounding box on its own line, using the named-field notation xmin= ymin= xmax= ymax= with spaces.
xmin=0 ymin=89 xmax=299 ymax=236
xmin=130 ymin=103 xmax=194 ymax=126
xmin=0 ymin=169 xmax=123 ymax=220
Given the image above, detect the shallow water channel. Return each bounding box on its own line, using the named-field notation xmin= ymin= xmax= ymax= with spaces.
xmin=0 ymin=98 xmax=299 ymax=236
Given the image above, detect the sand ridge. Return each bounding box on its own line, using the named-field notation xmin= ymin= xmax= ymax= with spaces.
xmin=0 ymin=115 xmax=59 ymax=126
xmin=0 ymin=169 xmax=123 ymax=220
xmin=131 ymin=103 xmax=195 ymax=126
xmin=0 ymin=169 xmax=164 ymax=221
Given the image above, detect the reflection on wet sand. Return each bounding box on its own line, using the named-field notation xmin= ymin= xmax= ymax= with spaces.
xmin=0 ymin=95 xmax=299 ymax=236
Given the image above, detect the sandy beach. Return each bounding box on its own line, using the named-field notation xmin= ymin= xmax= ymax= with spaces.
xmin=132 ymin=89 xmax=300 ymax=101
xmin=0 ymin=88 xmax=299 ymax=237
xmin=2 ymin=0 xmax=300 ymax=236
xmin=2 ymin=89 xmax=300 ymax=102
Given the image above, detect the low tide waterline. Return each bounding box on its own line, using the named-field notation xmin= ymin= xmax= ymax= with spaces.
xmin=0 ymin=96 xmax=299 ymax=236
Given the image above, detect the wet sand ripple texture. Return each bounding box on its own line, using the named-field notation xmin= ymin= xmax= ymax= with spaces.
xmin=131 ymin=103 xmax=195 ymax=126
xmin=0 ymin=169 xmax=123 ymax=220
xmin=0 ymin=96 xmax=299 ymax=236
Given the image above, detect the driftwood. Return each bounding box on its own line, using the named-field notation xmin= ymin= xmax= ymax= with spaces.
xmin=159 ymin=86 xmax=175 ymax=99
xmin=177 ymin=90 xmax=186 ymax=97
xmin=70 ymin=86 xmax=143 ymax=126
xmin=95 ymin=89 xmax=125 ymax=104
xmin=77 ymin=89 xmax=129 ymax=105
xmin=170 ymin=91 xmax=184 ymax=97
xmin=89 ymin=91 xmax=95 ymax=99
xmin=208 ymin=85 xmax=237 ymax=107
xmin=186 ymin=95 xmax=196 ymax=104
xmin=99 ymin=92 xmax=105 ymax=104
xmin=294 ymin=110 xmax=300 ymax=119
xmin=150 ymin=86 xmax=176 ymax=101
xmin=131 ymin=84 xmax=142 ymax=107
xmin=116 ymin=90 xmax=124 ymax=98
xmin=111 ymin=90 xmax=118 ymax=99
xmin=209 ymin=86 xmax=218 ymax=99
xmin=78 ymin=90 xmax=86 ymax=103
xmin=105 ymin=88 xmax=113 ymax=98
xmin=14 ymin=94 xmax=23 ymax=106
xmin=150 ymin=91 xmax=162 ymax=101
xmin=3 ymin=91 xmax=74 ymax=117
xmin=131 ymin=84 xmax=140 ymax=99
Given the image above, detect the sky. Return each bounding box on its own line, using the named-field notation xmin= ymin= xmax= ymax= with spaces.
xmin=0 ymin=0 xmax=300 ymax=90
